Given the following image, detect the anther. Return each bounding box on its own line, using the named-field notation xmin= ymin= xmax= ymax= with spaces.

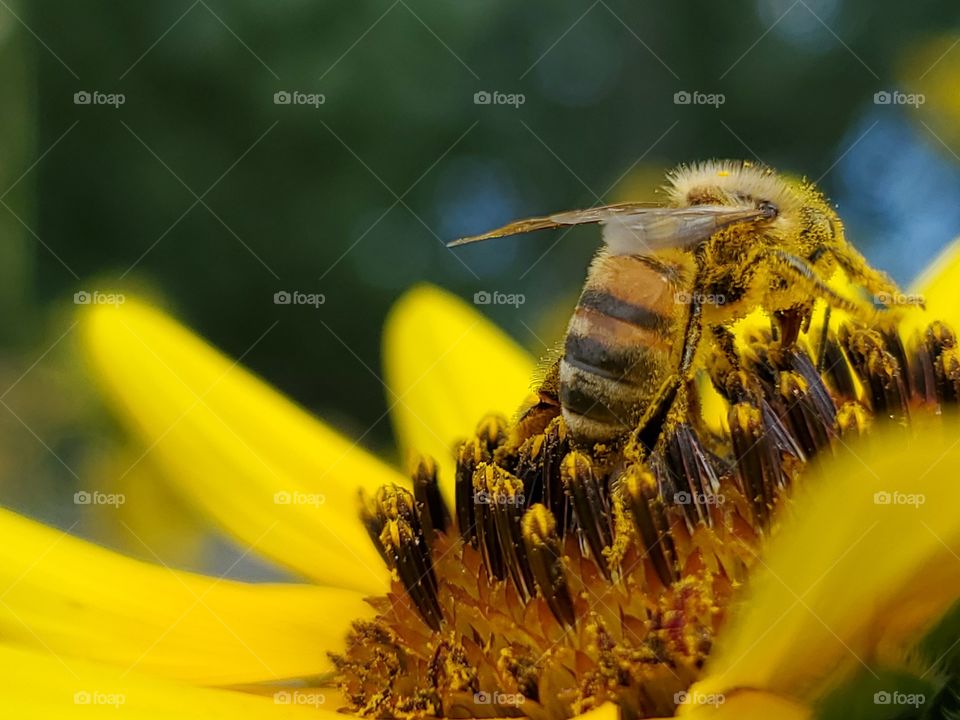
xmin=454 ymin=438 xmax=489 ymax=548
xmin=473 ymin=463 xmax=507 ymax=582
xmin=619 ymin=464 xmax=678 ymax=586
xmin=515 ymin=434 xmax=547 ymax=508
xmin=474 ymin=413 xmax=508 ymax=452
xmin=561 ymin=452 xmax=614 ymax=579
xmin=656 ymin=424 xmax=721 ymax=529
xmin=841 ymin=327 xmax=909 ymax=420
xmin=484 ymin=464 xmax=535 ymax=599
xmin=522 ymin=504 xmax=576 ymax=627
xmin=542 ymin=417 xmax=573 ymax=538
xmin=819 ymin=333 xmax=858 ymax=400
xmin=728 ymin=403 xmax=782 ymax=526
xmin=367 ymin=485 xmax=442 ymax=631
xmin=836 ymin=401 xmax=871 ymax=437
xmin=412 ymin=455 xmax=450 ymax=537
xmin=777 ymin=370 xmax=833 ymax=458
xmin=922 ymin=321 xmax=960 ymax=404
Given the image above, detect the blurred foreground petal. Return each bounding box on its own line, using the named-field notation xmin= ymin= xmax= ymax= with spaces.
xmin=0 ymin=643 xmax=335 ymax=718
xmin=692 ymin=418 xmax=960 ymax=703
xmin=0 ymin=507 xmax=372 ymax=684
xmin=81 ymin=299 xmax=400 ymax=594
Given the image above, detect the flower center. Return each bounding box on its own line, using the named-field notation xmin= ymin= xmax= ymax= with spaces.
xmin=332 ymin=317 xmax=960 ymax=719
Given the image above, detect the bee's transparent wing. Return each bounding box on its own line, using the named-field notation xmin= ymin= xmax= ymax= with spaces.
xmin=448 ymin=203 xmax=766 ymax=252
xmin=601 ymin=205 xmax=767 ymax=255
xmin=447 ymin=202 xmax=654 ymax=246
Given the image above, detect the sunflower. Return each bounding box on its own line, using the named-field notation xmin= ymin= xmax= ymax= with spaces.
xmin=3 ymin=238 xmax=960 ymax=720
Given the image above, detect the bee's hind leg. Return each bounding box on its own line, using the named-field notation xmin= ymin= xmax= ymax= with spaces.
xmin=629 ymin=288 xmax=704 ymax=455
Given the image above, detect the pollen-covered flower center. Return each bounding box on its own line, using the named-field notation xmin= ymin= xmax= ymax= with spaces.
xmin=332 ymin=318 xmax=960 ymax=720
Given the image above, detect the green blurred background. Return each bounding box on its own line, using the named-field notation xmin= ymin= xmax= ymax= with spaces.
xmin=1 ymin=0 xmax=959 ymax=568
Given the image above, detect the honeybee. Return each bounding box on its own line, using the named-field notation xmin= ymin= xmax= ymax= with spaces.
xmin=449 ymin=160 xmax=902 ymax=446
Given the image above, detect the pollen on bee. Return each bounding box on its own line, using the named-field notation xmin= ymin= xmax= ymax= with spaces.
xmin=334 ymin=312 xmax=960 ymax=719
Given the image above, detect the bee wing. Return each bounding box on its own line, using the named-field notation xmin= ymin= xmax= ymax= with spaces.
xmin=448 ymin=203 xmax=766 ymax=251
xmin=446 ymin=202 xmax=655 ymax=247
xmin=601 ymin=205 xmax=767 ymax=256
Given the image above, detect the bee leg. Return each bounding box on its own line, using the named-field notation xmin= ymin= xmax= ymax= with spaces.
xmin=631 ymin=377 xmax=681 ymax=454
xmin=826 ymin=244 xmax=911 ymax=307
xmin=631 ymin=288 xmax=705 ymax=453
xmin=679 ymin=286 xmax=705 ymax=376
xmin=711 ymin=324 xmax=739 ymax=367
xmin=768 ymin=249 xmax=878 ymax=322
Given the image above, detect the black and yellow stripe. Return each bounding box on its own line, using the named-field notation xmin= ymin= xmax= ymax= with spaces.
xmin=559 ymin=254 xmax=692 ymax=442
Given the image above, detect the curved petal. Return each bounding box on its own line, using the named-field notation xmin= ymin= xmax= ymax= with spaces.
xmin=0 ymin=506 xmax=372 ymax=685
xmin=383 ymin=285 xmax=537 ymax=505
xmin=0 ymin=643 xmax=340 ymax=718
xmin=909 ymin=235 xmax=960 ymax=331
xmin=692 ymin=418 xmax=960 ymax=704
xmin=80 ymin=299 xmax=401 ymax=594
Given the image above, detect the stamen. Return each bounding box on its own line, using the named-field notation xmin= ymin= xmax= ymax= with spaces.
xmin=840 ymin=326 xmax=910 ymax=421
xmin=473 ymin=463 xmax=507 ymax=582
xmin=412 ymin=455 xmax=450 ymax=537
xmin=728 ymin=402 xmax=781 ymax=525
xmin=653 ymin=423 xmax=721 ymax=529
xmin=561 ymin=452 xmax=614 ymax=579
xmin=362 ymin=485 xmax=443 ymax=631
xmin=522 ymin=504 xmax=576 ymax=627
xmin=455 ymin=438 xmax=487 ymax=549
xmin=619 ymin=464 xmax=678 ymax=586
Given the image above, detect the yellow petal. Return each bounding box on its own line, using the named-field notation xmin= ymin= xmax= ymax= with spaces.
xmin=692 ymin=418 xmax=960 ymax=703
xmin=677 ymin=690 xmax=809 ymax=719
xmin=910 ymin=235 xmax=960 ymax=330
xmin=572 ymin=703 xmax=619 ymax=720
xmin=81 ymin=298 xmax=403 ymax=594
xmin=87 ymin=443 xmax=208 ymax=567
xmin=384 ymin=285 xmax=537 ymax=505
xmin=0 ymin=506 xmax=371 ymax=685
xmin=0 ymin=643 xmax=339 ymax=718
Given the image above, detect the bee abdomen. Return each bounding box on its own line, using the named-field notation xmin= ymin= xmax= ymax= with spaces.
xmin=559 ymin=256 xmax=686 ymax=443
